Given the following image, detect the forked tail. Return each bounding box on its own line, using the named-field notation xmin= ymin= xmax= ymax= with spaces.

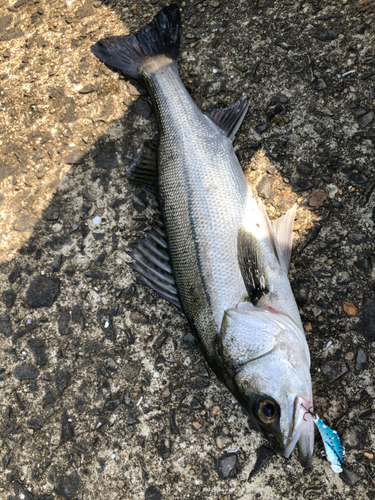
xmin=90 ymin=4 xmax=181 ymax=80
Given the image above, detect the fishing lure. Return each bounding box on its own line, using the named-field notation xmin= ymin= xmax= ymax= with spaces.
xmin=303 ymin=406 xmax=345 ymax=473
xmin=313 ymin=414 xmax=345 ymax=473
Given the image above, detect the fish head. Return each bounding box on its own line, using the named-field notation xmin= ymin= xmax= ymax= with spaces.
xmin=218 ymin=303 xmax=314 ymax=467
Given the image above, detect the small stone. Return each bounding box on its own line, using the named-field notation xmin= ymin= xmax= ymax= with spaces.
xmin=212 ymin=453 xmax=237 ymax=479
xmin=343 ymin=424 xmax=367 ymax=449
xmin=364 ymin=452 xmax=374 ymax=459
xmin=216 ymin=436 xmax=232 ymax=449
xmin=296 ymin=162 xmax=313 ymax=177
xmin=14 ymin=364 xmax=38 ymax=380
xmin=292 ymin=280 xmax=310 ymax=306
xmin=134 ymin=99 xmax=152 ymax=118
xmin=65 ymin=150 xmax=84 ymax=164
xmin=309 ymin=189 xmax=327 ymax=207
xmin=343 ymin=301 xmax=358 ymax=316
xmin=212 ymin=406 xmax=221 ymax=415
xmin=336 ymin=271 xmax=351 ymax=285
xmin=326 ymin=184 xmax=338 ymax=198
xmin=58 ymin=310 xmax=70 ymax=336
xmin=54 ymin=471 xmax=82 ymax=500
xmin=127 ymin=410 xmax=139 ymax=425
xmin=93 ymin=215 xmax=101 ymax=225
xmin=60 ymin=412 xmax=74 ymax=444
xmin=357 ymin=297 xmax=375 ymax=342
xmin=27 ymin=417 xmax=44 ymax=430
xmin=340 ymin=468 xmax=361 ymax=486
xmin=69 ymin=223 xmax=79 ymax=233
xmin=124 ymin=284 xmax=136 ymax=299
xmin=0 ymin=165 xmax=17 ymax=180
xmin=315 ymin=78 xmax=327 ymax=90
xmin=50 ymin=254 xmax=62 ymax=272
xmin=272 ymin=94 xmax=289 ymax=104
xmin=256 ymin=176 xmax=273 ymax=199
xmin=8 ymin=265 xmax=21 ymax=283
xmin=345 ymin=352 xmax=354 ymax=360
xmin=27 ymin=338 xmax=47 ymax=366
xmin=103 ymin=399 xmax=120 ymax=414
xmin=96 ymin=309 xmax=115 ymax=340
xmin=158 ymin=438 xmax=171 ymax=459
xmin=50 ymin=235 xmax=72 ymax=251
xmin=13 ymin=212 xmax=36 ymax=232
xmin=26 ymin=276 xmax=60 ymax=308
xmin=95 ymin=251 xmax=107 ymax=266
xmin=145 ymin=485 xmax=162 ymax=500
xmin=162 ymin=387 xmax=170 ymax=398
xmin=321 ymin=361 xmax=348 ymax=382
xmin=0 ymin=315 xmax=12 ymax=337
xmin=79 ymin=84 xmax=95 ymax=94
xmin=2 ymin=290 xmax=16 ymax=308
xmin=255 ymin=124 xmax=268 ymax=134
xmin=42 ymin=205 xmax=59 ymax=221
xmin=312 ymin=29 xmax=337 ymax=42
xmin=55 ymin=370 xmax=71 ymax=394
xmin=122 ymin=391 xmax=133 ymax=408
xmin=65 ymin=265 xmax=75 ymax=277
xmin=169 ymin=408 xmax=180 ymax=435
xmin=193 ymin=421 xmax=202 ymax=429
xmin=106 ymin=358 xmax=117 ymax=371
xmin=355 ymin=347 xmax=368 ymax=371
xmin=358 ymin=111 xmax=374 ymax=128
xmin=183 ymin=332 xmax=198 ymax=349
xmin=348 ymin=233 xmax=366 ymax=245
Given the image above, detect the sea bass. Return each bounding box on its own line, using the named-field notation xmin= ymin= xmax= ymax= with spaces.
xmin=91 ymin=4 xmax=314 ymax=466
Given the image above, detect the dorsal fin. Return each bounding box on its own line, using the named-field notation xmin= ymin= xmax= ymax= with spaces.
xmin=125 ymin=135 xmax=158 ymax=188
xmin=205 ymin=97 xmax=249 ymax=141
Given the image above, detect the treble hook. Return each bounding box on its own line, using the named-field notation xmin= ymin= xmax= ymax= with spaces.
xmin=301 ymin=403 xmax=315 ymax=422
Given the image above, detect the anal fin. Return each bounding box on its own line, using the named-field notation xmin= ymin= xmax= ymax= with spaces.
xmin=205 ymin=97 xmax=249 ymax=141
xmin=126 ymin=231 xmax=181 ymax=308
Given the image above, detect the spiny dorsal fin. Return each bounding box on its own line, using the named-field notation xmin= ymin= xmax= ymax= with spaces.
xmin=125 ymin=135 xmax=158 ymax=188
xmin=272 ymin=204 xmax=297 ymax=273
xmin=237 ymin=228 xmax=269 ymax=305
xmin=205 ymin=97 xmax=249 ymax=141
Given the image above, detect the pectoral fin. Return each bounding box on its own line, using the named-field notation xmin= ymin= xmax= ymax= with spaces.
xmin=272 ymin=204 xmax=297 ymax=273
xmin=237 ymin=228 xmax=269 ymax=304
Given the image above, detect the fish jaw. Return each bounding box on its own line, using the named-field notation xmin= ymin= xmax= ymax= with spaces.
xmin=283 ymin=395 xmax=314 ymax=467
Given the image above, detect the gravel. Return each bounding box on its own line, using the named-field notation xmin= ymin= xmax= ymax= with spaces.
xmin=0 ymin=0 xmax=374 ymax=498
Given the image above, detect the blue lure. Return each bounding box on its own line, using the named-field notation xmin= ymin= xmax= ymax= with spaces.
xmin=312 ymin=413 xmax=345 ymax=473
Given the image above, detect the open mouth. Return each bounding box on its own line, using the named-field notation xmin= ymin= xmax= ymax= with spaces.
xmin=283 ymin=396 xmax=314 ymax=467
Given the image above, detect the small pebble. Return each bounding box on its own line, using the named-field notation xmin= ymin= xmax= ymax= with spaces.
xmin=93 ymin=216 xmax=101 ymax=225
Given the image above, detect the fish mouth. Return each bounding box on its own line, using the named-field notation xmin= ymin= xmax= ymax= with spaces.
xmin=283 ymin=395 xmax=314 ymax=468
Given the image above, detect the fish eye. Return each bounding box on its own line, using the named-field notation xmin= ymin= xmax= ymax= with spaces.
xmin=256 ymin=399 xmax=277 ymax=424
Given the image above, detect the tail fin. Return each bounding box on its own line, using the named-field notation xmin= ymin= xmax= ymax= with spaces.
xmin=90 ymin=4 xmax=181 ymax=80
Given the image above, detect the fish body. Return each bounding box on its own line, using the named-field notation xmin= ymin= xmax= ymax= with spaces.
xmin=92 ymin=5 xmax=314 ymax=466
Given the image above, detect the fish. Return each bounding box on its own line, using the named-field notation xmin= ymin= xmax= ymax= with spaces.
xmin=91 ymin=4 xmax=314 ymax=467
